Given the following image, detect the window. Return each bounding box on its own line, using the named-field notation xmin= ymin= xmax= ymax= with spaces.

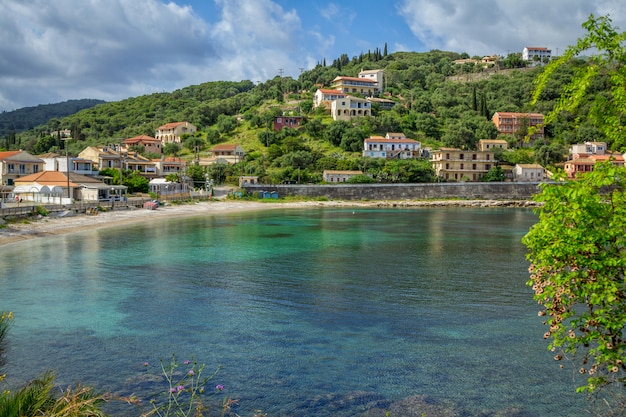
xmin=446 ymin=153 xmax=450 ymax=159
xmin=460 ymin=163 xmax=464 ymax=170
xmin=33 ymin=165 xmax=39 ymax=173
xmin=472 ymin=164 xmax=476 ymax=170
xmin=472 ymin=154 xmax=477 ymax=160
xmin=18 ymin=164 xmax=25 ymax=174
xmin=460 ymin=154 xmax=464 ymax=160
xmin=445 ymin=163 xmax=449 ymax=169
xmin=7 ymin=163 xmax=14 ymax=173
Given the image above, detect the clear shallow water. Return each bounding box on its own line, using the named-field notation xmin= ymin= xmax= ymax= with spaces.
xmin=0 ymin=207 xmax=589 ymax=416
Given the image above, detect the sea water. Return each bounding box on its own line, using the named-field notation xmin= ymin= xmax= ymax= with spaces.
xmin=0 ymin=208 xmax=589 ymax=416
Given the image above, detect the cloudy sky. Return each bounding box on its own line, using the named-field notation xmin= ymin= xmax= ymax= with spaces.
xmin=0 ymin=0 xmax=624 ymax=112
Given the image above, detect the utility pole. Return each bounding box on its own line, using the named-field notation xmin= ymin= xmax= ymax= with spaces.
xmin=61 ymin=137 xmax=71 ymax=201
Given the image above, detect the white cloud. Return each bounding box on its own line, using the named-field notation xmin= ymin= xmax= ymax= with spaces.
xmin=0 ymin=0 xmax=309 ymax=111
xmin=0 ymin=0 xmax=213 ymax=111
xmin=397 ymin=0 xmax=626 ymax=57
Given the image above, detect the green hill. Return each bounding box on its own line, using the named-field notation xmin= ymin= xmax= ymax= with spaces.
xmin=0 ymin=49 xmax=606 ymax=184
xmin=0 ymin=99 xmax=105 ymax=137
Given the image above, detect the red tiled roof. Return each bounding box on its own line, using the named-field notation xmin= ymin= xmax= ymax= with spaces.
xmin=124 ymin=135 xmax=159 ymax=144
xmin=364 ymin=138 xmax=420 ymax=144
xmin=0 ymin=151 xmax=20 ymax=160
xmin=157 ymin=122 xmax=185 ymax=130
xmin=333 ymin=76 xmax=377 ymax=84
xmin=212 ymin=144 xmax=239 ymax=151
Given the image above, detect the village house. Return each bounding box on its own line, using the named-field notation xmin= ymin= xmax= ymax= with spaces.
xmin=362 ymin=134 xmax=421 ymax=159
xmin=492 ymin=112 xmax=544 ymax=141
xmin=564 ymin=154 xmax=625 ymax=179
xmin=513 ymin=163 xmax=546 ymax=182
xmin=331 ymin=76 xmax=378 ymax=96
xmin=313 ymin=89 xmax=347 ymax=109
xmin=13 ymin=171 xmax=126 ymax=203
xmin=79 ymin=146 xmax=157 ymax=177
xmin=331 ymin=96 xmax=372 ymax=121
xmin=366 ymin=96 xmax=396 ymax=111
xmin=122 ymin=135 xmax=162 ymax=154
xmin=155 ymin=122 xmax=197 ymax=144
xmin=322 ymin=170 xmax=364 ymax=183
xmin=430 ymin=148 xmax=495 ymax=182
xmin=569 ymin=141 xmax=607 ymax=158
xmin=152 ymin=156 xmax=187 ymax=176
xmin=478 ymin=139 xmax=508 ymax=152
xmin=0 ymin=150 xmax=44 ymax=186
xmin=274 ymin=115 xmax=303 ymax=131
xmin=39 ymin=153 xmax=96 ymax=176
xmin=210 ymin=144 xmax=245 ymax=164
xmin=358 ymin=69 xmax=384 ymax=93
xmin=522 ymin=46 xmax=551 ymax=62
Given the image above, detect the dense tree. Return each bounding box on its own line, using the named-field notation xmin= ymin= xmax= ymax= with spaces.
xmin=524 ymin=14 xmax=626 ymax=413
xmin=532 ymin=14 xmax=626 ymax=151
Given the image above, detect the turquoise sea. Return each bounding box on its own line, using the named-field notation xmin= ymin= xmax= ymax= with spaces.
xmin=0 ymin=207 xmax=589 ymax=416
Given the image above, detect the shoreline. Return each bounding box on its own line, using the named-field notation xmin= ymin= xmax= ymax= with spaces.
xmin=0 ymin=199 xmax=539 ymax=247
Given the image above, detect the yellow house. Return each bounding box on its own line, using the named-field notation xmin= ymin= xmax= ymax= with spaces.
xmin=0 ymin=150 xmax=44 ymax=186
xmin=478 ymin=139 xmax=508 ymax=152
xmin=430 ymin=148 xmax=495 ymax=181
xmin=331 ymin=96 xmax=372 ymax=121
xmin=155 ymin=122 xmax=197 ymax=144
xmin=331 ymin=76 xmax=378 ymax=96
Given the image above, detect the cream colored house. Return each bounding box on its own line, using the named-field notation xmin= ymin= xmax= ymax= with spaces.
xmin=331 ymin=96 xmax=372 ymax=121
xmin=478 ymin=139 xmax=508 ymax=152
xmin=155 ymin=122 xmax=197 ymax=144
xmin=323 ymin=170 xmax=364 ymax=183
xmin=0 ymin=151 xmax=44 ymax=186
xmin=513 ymin=164 xmax=546 ymax=182
xmin=313 ymin=89 xmax=347 ymax=109
xmin=123 ymin=135 xmax=162 ymax=154
xmin=13 ymin=171 xmax=125 ymax=202
xmin=331 ymin=76 xmax=378 ymax=96
xmin=430 ymin=148 xmax=495 ymax=182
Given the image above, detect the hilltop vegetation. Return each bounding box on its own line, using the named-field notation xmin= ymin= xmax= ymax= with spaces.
xmin=0 ymin=99 xmax=105 ymax=138
xmin=0 ymin=49 xmax=610 ymax=184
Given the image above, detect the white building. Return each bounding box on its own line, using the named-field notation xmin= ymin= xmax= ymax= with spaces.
xmin=363 ymin=135 xmax=421 ymax=159
xmin=358 ymin=69 xmax=384 ymax=93
xmin=522 ymin=47 xmax=551 ymax=62
xmin=513 ymin=164 xmax=546 ymax=182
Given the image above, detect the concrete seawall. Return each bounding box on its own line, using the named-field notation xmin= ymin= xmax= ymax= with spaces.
xmin=243 ymin=182 xmax=544 ymax=201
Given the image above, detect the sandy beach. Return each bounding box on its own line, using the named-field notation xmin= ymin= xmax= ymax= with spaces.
xmin=0 ymin=198 xmax=538 ymax=247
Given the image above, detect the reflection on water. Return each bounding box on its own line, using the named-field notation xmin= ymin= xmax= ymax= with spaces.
xmin=0 ymin=208 xmax=589 ymax=416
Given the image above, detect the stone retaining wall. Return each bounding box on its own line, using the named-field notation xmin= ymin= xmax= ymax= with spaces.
xmin=243 ymin=182 xmax=544 ymax=201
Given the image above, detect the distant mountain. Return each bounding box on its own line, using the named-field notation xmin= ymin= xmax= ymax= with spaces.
xmin=0 ymin=99 xmax=106 ymax=137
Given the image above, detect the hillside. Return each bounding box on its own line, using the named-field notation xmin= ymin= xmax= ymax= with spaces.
xmin=0 ymin=99 xmax=106 ymax=138
xmin=0 ymin=49 xmax=606 ymax=185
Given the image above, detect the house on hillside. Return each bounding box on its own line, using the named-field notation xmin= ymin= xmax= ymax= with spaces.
xmin=274 ymin=116 xmax=302 ymax=131
xmin=522 ymin=47 xmax=551 ymax=62
xmin=323 ymin=170 xmax=364 ymax=183
xmin=492 ymin=112 xmax=544 ymax=142
xmin=313 ymin=89 xmax=347 ymax=109
xmin=430 ymin=148 xmax=495 ymax=182
xmin=564 ymin=154 xmax=625 ymax=179
xmin=478 ymin=139 xmax=508 ymax=151
xmin=155 ymin=122 xmax=197 ymax=144
xmin=569 ymin=141 xmax=607 ymax=159
xmin=210 ymin=144 xmax=245 ymax=164
xmin=362 ymin=134 xmax=421 ymax=159
xmin=331 ymin=96 xmax=372 ymax=121
xmin=358 ymin=69 xmax=384 ymax=93
xmin=79 ymin=146 xmax=157 ymax=177
xmin=152 ymin=156 xmax=187 ymax=176
xmin=513 ymin=164 xmax=546 ymax=182
xmin=123 ymin=135 xmax=162 ymax=154
xmin=331 ymin=76 xmax=378 ymax=96
xmin=0 ymin=151 xmax=44 ymax=186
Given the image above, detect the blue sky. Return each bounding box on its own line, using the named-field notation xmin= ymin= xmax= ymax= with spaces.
xmin=0 ymin=0 xmax=624 ymax=112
